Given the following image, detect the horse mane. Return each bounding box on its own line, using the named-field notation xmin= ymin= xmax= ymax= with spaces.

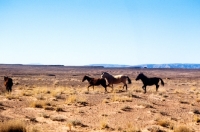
xmin=140 ymin=73 xmax=148 ymax=79
xmin=102 ymin=72 xmax=114 ymax=78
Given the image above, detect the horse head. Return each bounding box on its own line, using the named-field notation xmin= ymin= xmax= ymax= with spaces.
xmin=101 ymin=72 xmax=110 ymax=78
xmin=135 ymin=73 xmax=144 ymax=81
xmin=82 ymin=75 xmax=87 ymax=82
xmin=4 ymin=76 xmax=8 ymax=81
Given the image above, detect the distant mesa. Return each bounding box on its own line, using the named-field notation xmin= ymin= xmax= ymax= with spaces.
xmin=88 ymin=64 xmax=200 ymax=69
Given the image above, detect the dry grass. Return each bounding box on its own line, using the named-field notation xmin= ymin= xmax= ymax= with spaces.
xmin=65 ymin=94 xmax=88 ymax=106
xmin=193 ymin=115 xmax=200 ymax=123
xmin=30 ymin=100 xmax=45 ymax=108
xmin=50 ymin=115 xmax=66 ymax=122
xmin=5 ymin=93 xmax=19 ymax=100
xmin=138 ymin=102 xmax=154 ymax=108
xmin=156 ymin=119 xmax=173 ymax=129
xmin=174 ymin=125 xmax=193 ymax=132
xmin=124 ymin=123 xmax=141 ymax=132
xmin=196 ymin=98 xmax=200 ymax=102
xmin=56 ymin=107 xmax=65 ymax=112
xmin=65 ymin=94 xmax=78 ymax=104
xmin=121 ymin=106 xmax=132 ymax=112
xmin=111 ymin=93 xmax=132 ymax=102
xmin=99 ymin=116 xmax=110 ymax=130
xmin=0 ymin=119 xmax=26 ymax=132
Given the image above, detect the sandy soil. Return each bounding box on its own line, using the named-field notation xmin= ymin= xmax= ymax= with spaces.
xmin=0 ymin=65 xmax=200 ymax=132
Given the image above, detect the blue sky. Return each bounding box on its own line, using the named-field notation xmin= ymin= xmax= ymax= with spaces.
xmin=1 ymin=0 xmax=200 ymax=66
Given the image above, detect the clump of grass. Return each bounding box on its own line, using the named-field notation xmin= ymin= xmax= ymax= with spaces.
xmin=193 ymin=109 xmax=200 ymax=114
xmin=179 ymin=100 xmax=190 ymax=104
xmin=100 ymin=122 xmax=109 ymax=130
xmin=54 ymin=80 xmax=59 ymax=86
xmin=70 ymin=119 xmax=87 ymax=127
xmin=56 ymin=107 xmax=65 ymax=112
xmin=5 ymin=93 xmax=19 ymax=100
xmin=66 ymin=94 xmax=78 ymax=104
xmin=100 ymin=117 xmax=109 ymax=130
xmin=50 ymin=115 xmax=66 ymax=122
xmin=36 ymin=93 xmax=45 ymax=100
xmin=0 ymin=119 xmax=26 ymax=132
xmin=174 ymin=125 xmax=192 ymax=132
xmin=77 ymin=100 xmax=88 ymax=106
xmin=196 ymin=98 xmax=200 ymax=102
xmin=125 ymin=123 xmax=141 ymax=132
xmin=22 ymin=91 xmax=33 ymax=96
xmin=138 ymin=102 xmax=154 ymax=108
xmin=66 ymin=94 xmax=88 ymax=106
xmin=193 ymin=115 xmax=200 ymax=123
xmin=30 ymin=100 xmax=45 ymax=108
xmin=147 ymin=126 xmax=165 ymax=132
xmin=42 ymin=113 xmax=50 ymax=118
xmin=33 ymin=87 xmax=48 ymax=95
xmin=121 ymin=106 xmax=132 ymax=112
xmin=102 ymin=99 xmax=110 ymax=103
xmin=111 ymin=93 xmax=132 ymax=102
xmin=156 ymin=119 xmax=173 ymax=128
xmin=44 ymin=106 xmax=55 ymax=111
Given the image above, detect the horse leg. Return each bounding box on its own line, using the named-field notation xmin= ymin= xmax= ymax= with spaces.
xmin=88 ymin=85 xmax=92 ymax=91
xmin=6 ymin=86 xmax=9 ymax=92
xmin=142 ymin=86 xmax=146 ymax=93
xmin=123 ymin=84 xmax=127 ymax=91
xmin=104 ymin=86 xmax=108 ymax=93
xmin=101 ymin=84 xmax=108 ymax=93
xmin=9 ymin=86 xmax=12 ymax=92
xmin=111 ymin=84 xmax=114 ymax=92
xmin=156 ymin=85 xmax=159 ymax=91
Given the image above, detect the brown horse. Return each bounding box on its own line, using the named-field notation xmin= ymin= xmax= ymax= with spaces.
xmin=4 ymin=76 xmax=13 ymax=92
xmin=82 ymin=75 xmax=107 ymax=92
xmin=101 ymin=72 xmax=131 ymax=91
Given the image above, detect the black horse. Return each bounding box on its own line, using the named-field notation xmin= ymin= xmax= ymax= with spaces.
xmin=135 ymin=73 xmax=164 ymax=93
xmin=82 ymin=75 xmax=107 ymax=92
xmin=4 ymin=76 xmax=13 ymax=92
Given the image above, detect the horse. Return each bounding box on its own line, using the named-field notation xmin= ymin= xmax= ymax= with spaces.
xmin=82 ymin=75 xmax=107 ymax=92
xmin=101 ymin=72 xmax=131 ymax=91
xmin=135 ymin=73 xmax=164 ymax=93
xmin=4 ymin=76 xmax=13 ymax=92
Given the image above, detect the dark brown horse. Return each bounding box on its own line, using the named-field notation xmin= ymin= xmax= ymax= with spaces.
xmin=82 ymin=75 xmax=107 ymax=92
xmin=4 ymin=76 xmax=13 ymax=92
xmin=135 ymin=73 xmax=164 ymax=93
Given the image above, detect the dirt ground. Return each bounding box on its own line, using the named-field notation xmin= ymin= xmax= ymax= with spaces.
xmin=0 ymin=64 xmax=200 ymax=132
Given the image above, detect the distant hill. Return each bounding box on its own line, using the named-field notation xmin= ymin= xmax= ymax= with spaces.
xmin=88 ymin=64 xmax=200 ymax=69
xmin=87 ymin=64 xmax=131 ymax=68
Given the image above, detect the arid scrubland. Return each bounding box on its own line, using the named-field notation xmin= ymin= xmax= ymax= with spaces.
xmin=0 ymin=65 xmax=200 ymax=132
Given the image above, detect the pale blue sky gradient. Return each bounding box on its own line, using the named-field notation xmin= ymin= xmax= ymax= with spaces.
xmin=1 ymin=0 xmax=200 ymax=66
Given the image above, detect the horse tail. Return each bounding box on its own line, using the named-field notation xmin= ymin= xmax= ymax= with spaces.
xmin=159 ymin=78 xmax=164 ymax=86
xmin=127 ymin=76 xmax=132 ymax=84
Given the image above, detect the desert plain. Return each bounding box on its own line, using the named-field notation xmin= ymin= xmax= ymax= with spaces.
xmin=0 ymin=64 xmax=200 ymax=132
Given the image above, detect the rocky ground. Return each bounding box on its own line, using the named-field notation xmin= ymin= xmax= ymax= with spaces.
xmin=0 ymin=65 xmax=200 ymax=132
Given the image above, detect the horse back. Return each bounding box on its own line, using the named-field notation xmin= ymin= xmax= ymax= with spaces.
xmin=91 ymin=78 xmax=106 ymax=85
xmin=146 ymin=77 xmax=160 ymax=85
